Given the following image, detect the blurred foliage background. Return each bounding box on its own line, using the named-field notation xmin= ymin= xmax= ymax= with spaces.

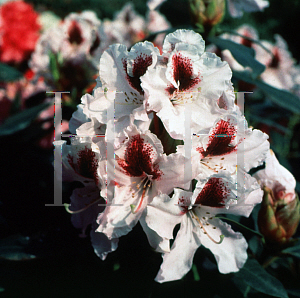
xmin=30 ymin=0 xmax=300 ymax=61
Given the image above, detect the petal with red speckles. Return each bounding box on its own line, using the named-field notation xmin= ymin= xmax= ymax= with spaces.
xmin=99 ymin=42 xmax=159 ymax=120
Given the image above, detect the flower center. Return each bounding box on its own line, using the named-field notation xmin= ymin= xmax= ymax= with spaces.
xmin=269 ymin=48 xmax=280 ymax=69
xmin=197 ymin=119 xmax=237 ymax=158
xmin=123 ymin=54 xmax=153 ymax=95
xmin=67 ymin=146 xmax=99 ymax=183
xmin=68 ymin=20 xmax=83 ymax=45
xmin=194 ymin=177 xmax=229 ymax=208
xmin=118 ymin=135 xmax=162 ymax=180
xmin=166 ymin=53 xmax=201 ymax=95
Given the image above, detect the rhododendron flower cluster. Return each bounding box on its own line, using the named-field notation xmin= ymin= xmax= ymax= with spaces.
xmin=62 ymin=29 xmax=270 ymax=282
xmin=0 ymin=0 xmax=40 ymax=64
xmin=29 ymin=4 xmax=170 ymax=93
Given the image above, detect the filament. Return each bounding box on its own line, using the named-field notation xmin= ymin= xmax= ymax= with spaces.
xmin=130 ymin=179 xmax=152 ymax=214
xmin=64 ymin=198 xmax=102 ymax=214
xmin=190 ymin=210 xmax=224 ymax=244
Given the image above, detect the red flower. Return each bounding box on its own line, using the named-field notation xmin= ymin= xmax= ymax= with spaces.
xmin=0 ymin=0 xmax=40 ymax=64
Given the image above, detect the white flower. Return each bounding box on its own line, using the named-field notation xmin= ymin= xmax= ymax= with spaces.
xmin=255 ymin=35 xmax=296 ymax=90
xmin=141 ymin=29 xmax=234 ymax=139
xmin=61 ymin=137 xmax=117 ymax=260
xmin=99 ymin=41 xmax=160 ymax=122
xmin=177 ymin=111 xmax=269 ymax=177
xmin=103 ymin=3 xmax=146 ymax=47
xmin=145 ymin=169 xmax=262 ymax=282
xmin=96 ymin=124 xmax=191 ymax=240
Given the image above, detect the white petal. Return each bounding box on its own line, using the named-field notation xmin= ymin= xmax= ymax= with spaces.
xmin=199 ymin=218 xmax=248 ymax=273
xmin=144 ymin=196 xmax=182 ymax=239
xmin=242 ymin=129 xmax=269 ymax=172
xmin=139 ymin=213 xmax=171 ymax=253
xmin=69 ymin=185 xmax=104 ymax=232
xmin=154 ymin=153 xmax=192 ymax=194
xmin=155 ymin=215 xmax=201 ymax=283
xmin=254 ymin=150 xmax=296 ymax=192
xmin=96 ymin=184 xmax=150 ymax=239
xmin=90 ymin=228 xmax=119 ymax=260
xmin=163 ymin=29 xmax=205 ymax=55
xmin=69 ymin=104 xmax=90 ymax=134
xmin=99 ymin=42 xmax=158 ymax=120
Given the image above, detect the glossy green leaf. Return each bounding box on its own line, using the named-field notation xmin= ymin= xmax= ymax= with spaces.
xmin=0 ymin=102 xmax=50 ymax=136
xmin=208 ymin=37 xmax=265 ymax=77
xmin=0 ymin=63 xmax=23 ymax=82
xmin=233 ymin=71 xmax=300 ymax=114
xmin=234 ymin=258 xmax=289 ymax=298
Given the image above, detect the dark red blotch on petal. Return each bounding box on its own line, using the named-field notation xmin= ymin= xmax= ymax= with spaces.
xmin=68 ymin=20 xmax=83 ymax=45
xmin=194 ymin=177 xmax=229 ymax=208
xmin=123 ymin=54 xmax=153 ymax=95
xmin=241 ymin=31 xmax=253 ymax=48
xmin=68 ymin=146 xmax=98 ymax=183
xmin=197 ymin=119 xmax=237 ymax=158
xmin=166 ymin=53 xmax=201 ymax=95
xmin=118 ymin=135 xmax=162 ymax=180
xmin=89 ymin=34 xmax=100 ymax=55
xmin=269 ymin=48 xmax=280 ymax=69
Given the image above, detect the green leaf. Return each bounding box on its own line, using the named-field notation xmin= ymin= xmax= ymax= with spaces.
xmin=233 ymin=71 xmax=300 ymax=115
xmin=208 ymin=37 xmax=265 ymax=77
xmin=0 ymin=63 xmax=23 ymax=82
xmin=234 ymin=258 xmax=289 ymax=298
xmin=282 ymin=239 xmax=300 ymax=258
xmin=192 ymin=264 xmax=200 ymax=281
xmin=287 ymin=288 xmax=300 ymax=297
xmin=49 ymin=52 xmax=60 ymax=83
xmin=0 ymin=102 xmax=50 ymax=136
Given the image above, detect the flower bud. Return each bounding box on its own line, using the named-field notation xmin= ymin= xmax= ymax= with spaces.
xmin=189 ymin=0 xmax=225 ymax=29
xmin=258 ymin=186 xmax=300 ymax=244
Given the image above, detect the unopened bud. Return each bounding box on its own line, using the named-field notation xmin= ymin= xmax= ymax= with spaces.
xmin=189 ymin=0 xmax=225 ymax=29
xmin=258 ymin=186 xmax=300 ymax=244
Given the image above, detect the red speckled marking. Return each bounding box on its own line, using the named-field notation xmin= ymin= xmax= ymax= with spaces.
xmin=67 ymin=146 xmax=98 ymax=183
xmin=68 ymin=20 xmax=83 ymax=45
xmin=118 ymin=135 xmax=162 ymax=180
xmin=123 ymin=54 xmax=153 ymax=95
xmin=166 ymin=53 xmax=201 ymax=95
xmin=197 ymin=119 xmax=237 ymax=158
xmin=194 ymin=177 xmax=229 ymax=208
xmin=178 ymin=196 xmax=189 ymax=214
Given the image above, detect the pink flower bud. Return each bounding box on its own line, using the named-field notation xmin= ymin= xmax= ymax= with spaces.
xmin=258 ymin=187 xmax=300 ymax=244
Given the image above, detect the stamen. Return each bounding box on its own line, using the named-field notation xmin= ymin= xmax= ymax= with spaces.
xmin=201 ymin=161 xmax=219 ymax=173
xmin=130 ymin=179 xmax=152 ymax=214
xmin=190 ymin=210 xmax=224 ymax=244
xmin=64 ymin=198 xmax=102 ymax=214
